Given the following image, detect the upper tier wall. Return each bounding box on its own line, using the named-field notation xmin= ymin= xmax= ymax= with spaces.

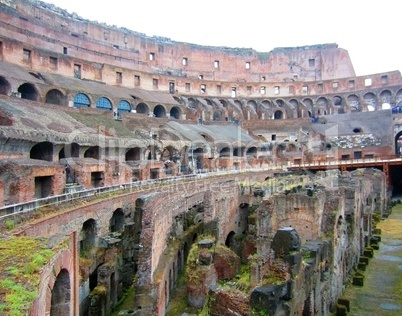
xmin=0 ymin=0 xmax=401 ymax=99
xmin=2 ymin=1 xmax=355 ymax=81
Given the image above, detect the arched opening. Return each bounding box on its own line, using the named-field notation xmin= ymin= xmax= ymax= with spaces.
xmin=363 ymin=92 xmax=377 ymax=111
xmin=118 ymin=100 xmax=132 ymax=113
xmin=380 ymin=89 xmax=392 ymax=105
xmin=30 ymin=141 xmax=53 ymax=161
xmin=50 ymin=269 xmax=71 ymax=316
xmin=189 ymin=147 xmax=204 ymax=170
xmin=225 ymin=231 xmax=236 ymax=249
xmin=74 ymin=93 xmax=91 ymax=108
xmin=170 ymin=106 xmax=181 ymax=119
xmin=0 ymin=76 xmax=11 ymax=95
xmin=333 ymin=96 xmax=343 ymax=106
xmin=45 ymin=89 xmax=66 ymax=105
xmin=395 ymin=130 xmax=402 ymax=155
xmin=219 ymin=147 xmax=231 ymax=157
xmin=233 ymin=147 xmax=245 ymax=157
xmin=96 ymin=97 xmax=112 ymax=110
xmin=136 ymin=102 xmax=149 ymax=115
xmin=84 ymin=146 xmax=100 ymax=159
xmin=126 ymin=147 xmax=141 ymax=161
xmin=59 ymin=143 xmax=80 ymax=160
xmin=110 ymin=208 xmax=125 ymax=232
xmin=80 ymin=219 xmax=97 ymax=253
xmin=347 ymin=94 xmax=360 ymax=111
xmin=188 ymin=98 xmax=198 ymax=109
xmin=246 ymin=146 xmax=257 ymax=156
xmin=154 ymin=104 xmax=166 ymax=118
xmin=18 ymin=83 xmax=38 ymax=101
xmin=274 ymin=110 xmax=283 ymax=119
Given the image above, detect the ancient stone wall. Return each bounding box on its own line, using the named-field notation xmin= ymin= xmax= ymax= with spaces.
xmin=1 ymin=0 xmax=401 ymax=100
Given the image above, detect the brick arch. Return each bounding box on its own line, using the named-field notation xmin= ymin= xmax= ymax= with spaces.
xmin=18 ymin=82 xmax=40 ymax=101
xmin=45 ymin=88 xmax=67 ymax=106
xmin=0 ymin=76 xmax=11 ymax=95
xmin=50 ymin=268 xmax=71 ymax=315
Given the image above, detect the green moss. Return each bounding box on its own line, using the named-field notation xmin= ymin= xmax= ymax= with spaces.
xmin=0 ymin=236 xmax=55 ymax=315
xmin=91 ymin=285 xmax=107 ymax=297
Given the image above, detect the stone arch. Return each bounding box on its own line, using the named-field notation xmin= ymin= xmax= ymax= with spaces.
xmin=219 ymin=146 xmax=231 ymax=157
xmin=18 ymin=82 xmax=39 ymax=101
xmin=30 ymin=141 xmax=53 ymax=161
xmin=96 ymin=96 xmax=113 ymax=110
xmin=84 ymin=146 xmax=101 ymax=159
xmin=212 ymin=109 xmax=222 ymax=121
xmin=73 ymin=93 xmax=91 ymax=108
xmin=246 ymin=146 xmax=257 ymax=157
xmin=333 ymin=95 xmax=343 ymax=106
xmin=233 ymin=99 xmax=242 ymax=109
xmin=380 ymin=89 xmax=392 ymax=108
xmin=170 ymin=106 xmax=181 ymax=119
xmin=233 ymin=146 xmax=245 ymax=157
xmin=136 ymin=102 xmax=149 ymax=115
xmin=395 ymin=130 xmax=402 ymax=155
xmin=118 ymin=100 xmax=132 ymax=113
xmin=110 ymin=208 xmax=125 ymax=232
xmin=225 ymin=231 xmax=236 ymax=249
xmin=245 ymin=100 xmax=258 ymax=119
xmin=189 ymin=146 xmax=204 ymax=170
xmin=289 ymin=99 xmax=300 ymax=117
xmin=395 ymin=89 xmax=402 ymax=106
xmin=333 ymin=95 xmax=345 ymax=114
xmin=259 ymin=100 xmax=272 ymax=119
xmin=80 ymin=218 xmax=97 ymax=252
xmin=274 ymin=109 xmax=284 ymax=120
xmin=316 ymin=96 xmax=329 ymax=115
xmin=45 ymin=89 xmax=66 ymax=106
xmin=363 ymin=92 xmax=377 ymax=111
xmin=154 ymin=104 xmax=166 ymax=118
xmin=50 ymin=268 xmax=71 ymax=316
xmin=0 ymin=76 xmax=11 ymax=95
xmin=302 ymin=98 xmax=314 ymax=117
xmin=59 ymin=143 xmax=80 ymax=160
xmin=187 ymin=98 xmax=198 ymax=109
xmin=347 ymin=94 xmax=360 ymax=111
xmin=126 ymin=147 xmax=141 ymax=161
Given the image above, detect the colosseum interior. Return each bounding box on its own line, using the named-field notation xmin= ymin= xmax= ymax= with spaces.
xmin=1 ymin=0 xmax=402 ymax=315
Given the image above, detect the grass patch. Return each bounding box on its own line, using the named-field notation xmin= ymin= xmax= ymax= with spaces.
xmin=0 ymin=236 xmax=55 ymax=315
xmin=68 ymin=111 xmax=134 ymax=138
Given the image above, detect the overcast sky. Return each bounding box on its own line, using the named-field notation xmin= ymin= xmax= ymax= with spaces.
xmin=44 ymin=0 xmax=401 ymax=76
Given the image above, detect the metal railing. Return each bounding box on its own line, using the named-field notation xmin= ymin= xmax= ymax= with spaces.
xmin=288 ymin=155 xmax=402 ymax=168
xmin=1 ymin=156 xmax=401 ymax=222
xmin=0 ymin=173 xmax=200 ymax=221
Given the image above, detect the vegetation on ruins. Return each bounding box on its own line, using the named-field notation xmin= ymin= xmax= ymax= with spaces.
xmin=0 ymin=236 xmax=55 ymax=316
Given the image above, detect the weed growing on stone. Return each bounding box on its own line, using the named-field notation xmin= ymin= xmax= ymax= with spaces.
xmin=0 ymin=236 xmax=55 ymax=315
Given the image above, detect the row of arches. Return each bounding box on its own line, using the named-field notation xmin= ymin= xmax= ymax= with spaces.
xmin=0 ymin=77 xmax=184 ymax=119
xmin=30 ymin=140 xmax=263 ymax=165
xmin=2 ymin=75 xmax=402 ymax=123
xmin=184 ymin=89 xmax=402 ymax=122
xmin=72 ymin=92 xmax=182 ymax=119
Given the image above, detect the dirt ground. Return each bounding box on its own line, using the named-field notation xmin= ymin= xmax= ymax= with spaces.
xmin=341 ymin=204 xmax=402 ymax=315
